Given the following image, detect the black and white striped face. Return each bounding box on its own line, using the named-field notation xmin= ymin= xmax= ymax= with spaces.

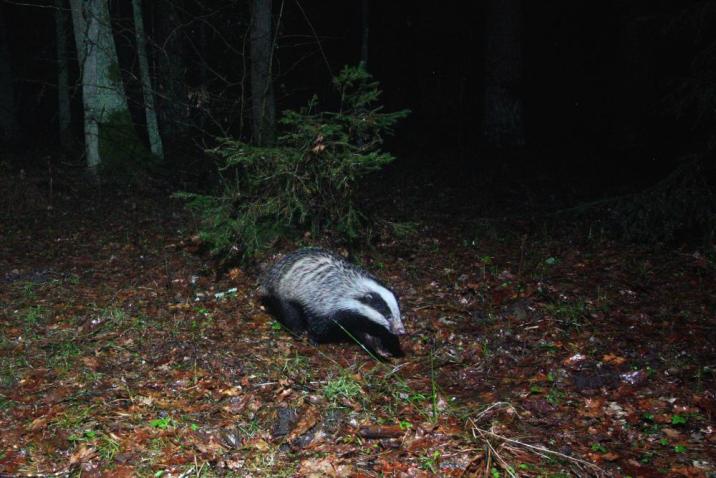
xmin=346 ymin=278 xmax=405 ymax=336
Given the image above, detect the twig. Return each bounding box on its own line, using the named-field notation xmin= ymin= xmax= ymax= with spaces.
xmin=470 ymin=421 xmax=605 ymax=475
xmin=482 ymin=436 xmax=518 ymax=478
xmin=472 ymin=401 xmax=515 ymax=422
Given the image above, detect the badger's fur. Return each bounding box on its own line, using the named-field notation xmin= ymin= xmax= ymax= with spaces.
xmin=259 ymin=248 xmax=405 ymax=357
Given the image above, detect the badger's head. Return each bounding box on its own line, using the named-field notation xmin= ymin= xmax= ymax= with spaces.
xmin=349 ymin=277 xmax=405 ymax=337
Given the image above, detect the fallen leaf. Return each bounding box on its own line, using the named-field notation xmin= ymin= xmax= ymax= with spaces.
xmin=82 ymin=356 xmax=100 ymax=370
xmin=69 ymin=444 xmax=96 ymax=465
xmin=286 ymin=406 xmax=319 ymax=443
xmin=602 ymin=354 xmax=626 ymax=366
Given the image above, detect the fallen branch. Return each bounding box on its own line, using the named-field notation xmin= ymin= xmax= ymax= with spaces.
xmin=469 ymin=420 xmax=606 ymax=477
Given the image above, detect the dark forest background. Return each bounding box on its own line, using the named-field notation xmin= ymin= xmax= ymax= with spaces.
xmin=1 ymin=0 xmax=715 ymax=238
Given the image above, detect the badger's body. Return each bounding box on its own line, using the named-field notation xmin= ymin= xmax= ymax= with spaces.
xmin=259 ymin=248 xmax=405 ymax=357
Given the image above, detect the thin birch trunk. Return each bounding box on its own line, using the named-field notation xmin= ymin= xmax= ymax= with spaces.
xmin=131 ymin=0 xmax=164 ymax=159
xmin=70 ymin=0 xmax=145 ymax=179
xmin=69 ymin=0 xmax=100 ymax=173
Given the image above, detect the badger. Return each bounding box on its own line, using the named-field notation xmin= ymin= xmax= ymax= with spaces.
xmin=258 ymin=248 xmax=405 ymax=358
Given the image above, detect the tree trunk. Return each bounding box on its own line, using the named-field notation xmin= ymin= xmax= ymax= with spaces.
xmin=55 ymin=0 xmax=73 ymax=151
xmin=132 ymin=0 xmax=164 ymax=159
xmin=250 ymin=0 xmax=276 ymax=146
xmin=155 ymin=0 xmax=187 ymax=138
xmin=69 ymin=0 xmax=147 ymax=179
xmin=360 ymin=0 xmax=369 ymax=69
xmin=610 ymin=1 xmax=651 ymax=152
xmin=0 ymin=4 xmax=19 ymax=144
xmin=483 ymin=0 xmax=525 ymax=148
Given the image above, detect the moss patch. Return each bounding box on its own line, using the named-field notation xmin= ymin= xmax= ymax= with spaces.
xmin=97 ymin=109 xmax=158 ymax=185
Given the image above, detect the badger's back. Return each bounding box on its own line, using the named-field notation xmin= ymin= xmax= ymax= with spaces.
xmin=261 ymin=248 xmax=371 ymax=317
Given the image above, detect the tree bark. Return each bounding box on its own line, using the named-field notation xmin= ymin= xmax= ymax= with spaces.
xmin=483 ymin=0 xmax=525 ymax=148
xmin=155 ymin=0 xmax=187 ymax=138
xmin=132 ymin=0 xmax=164 ymax=159
xmin=250 ymin=0 xmax=276 ymax=146
xmin=69 ymin=0 xmax=146 ymax=179
xmin=55 ymin=0 xmax=73 ymax=151
xmin=610 ymin=1 xmax=651 ymax=151
xmin=0 ymin=4 xmax=19 ymax=144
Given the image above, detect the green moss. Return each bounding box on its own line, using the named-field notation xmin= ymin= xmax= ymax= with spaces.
xmin=97 ymin=109 xmax=157 ymax=184
xmin=107 ymin=60 xmax=122 ymax=85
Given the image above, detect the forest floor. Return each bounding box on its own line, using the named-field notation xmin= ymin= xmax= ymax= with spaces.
xmin=0 ymin=188 xmax=714 ymax=478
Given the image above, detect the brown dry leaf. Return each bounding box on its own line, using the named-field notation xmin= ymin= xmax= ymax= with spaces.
xmin=338 ymin=397 xmax=362 ymax=412
xmin=220 ymin=385 xmax=244 ymax=396
xmin=227 ymin=268 xmax=243 ymax=280
xmin=662 ymin=427 xmax=683 ymax=439
xmin=194 ymin=438 xmax=227 ymax=456
xmin=107 ymin=465 xmax=135 ymax=478
xmin=276 ymin=386 xmax=292 ymax=401
xmin=82 ymin=356 xmax=100 ymax=370
xmin=247 ymin=438 xmax=270 ymax=452
xmin=168 ymin=303 xmax=192 ymax=310
xmin=286 ymin=406 xmax=319 ymax=443
xmin=375 ymin=459 xmax=412 ymax=475
xmin=222 ymin=396 xmax=249 ymax=414
xmin=670 ymin=466 xmax=707 ymax=477
xmin=69 ymin=444 xmax=97 ymax=465
xmin=581 ymin=397 xmax=605 ymax=418
xmin=602 ymin=354 xmax=626 ymax=365
xmin=28 ymin=415 xmax=49 ymax=431
xmin=299 ymin=456 xmax=353 ymax=478
xmin=136 ymin=395 xmax=154 ymax=406
xmin=311 ymin=135 xmax=326 ymax=154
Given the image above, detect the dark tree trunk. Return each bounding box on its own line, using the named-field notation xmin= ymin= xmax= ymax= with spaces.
xmin=155 ymin=0 xmax=187 ymax=138
xmin=250 ymin=0 xmax=276 ymax=146
xmin=610 ymin=1 xmax=651 ymax=152
xmin=197 ymin=18 xmax=208 ymax=131
xmin=360 ymin=0 xmax=369 ymax=69
xmin=483 ymin=0 xmax=525 ymax=148
xmin=0 ymin=4 xmax=19 ymax=144
xmin=55 ymin=0 xmax=73 ymax=150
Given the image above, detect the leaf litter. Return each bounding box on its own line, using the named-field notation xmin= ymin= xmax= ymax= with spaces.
xmin=0 ymin=194 xmax=714 ymax=477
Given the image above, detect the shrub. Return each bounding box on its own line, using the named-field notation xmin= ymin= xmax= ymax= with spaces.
xmin=176 ymin=66 xmax=409 ymax=263
xmin=612 ymin=157 xmax=715 ymax=244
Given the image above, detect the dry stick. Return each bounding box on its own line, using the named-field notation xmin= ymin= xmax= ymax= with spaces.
xmin=470 ymin=421 xmax=605 ymax=475
xmin=473 ymin=401 xmax=515 ymax=421
xmin=482 ymin=436 xmax=518 ymax=478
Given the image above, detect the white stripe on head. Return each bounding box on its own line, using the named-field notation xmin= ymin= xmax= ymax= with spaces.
xmin=337 ymin=298 xmax=391 ymax=330
xmin=358 ymin=277 xmax=405 ymax=335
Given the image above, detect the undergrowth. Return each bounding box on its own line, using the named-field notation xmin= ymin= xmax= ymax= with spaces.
xmin=176 ymin=65 xmax=409 ymax=263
